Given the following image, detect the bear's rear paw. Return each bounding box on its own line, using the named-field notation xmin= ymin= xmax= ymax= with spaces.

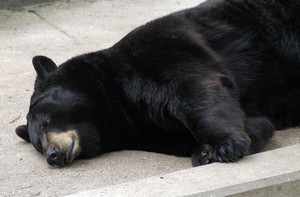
xmin=215 ymin=137 xmax=250 ymax=163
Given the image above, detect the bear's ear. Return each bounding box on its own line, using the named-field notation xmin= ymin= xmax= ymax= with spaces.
xmin=32 ymin=55 xmax=57 ymax=80
xmin=15 ymin=125 xmax=30 ymax=142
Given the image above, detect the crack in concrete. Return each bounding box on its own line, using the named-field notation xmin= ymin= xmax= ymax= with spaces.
xmin=9 ymin=112 xmax=22 ymax=124
xmin=28 ymin=9 xmax=80 ymax=45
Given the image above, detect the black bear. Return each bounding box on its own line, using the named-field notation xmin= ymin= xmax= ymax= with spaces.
xmin=16 ymin=0 xmax=300 ymax=167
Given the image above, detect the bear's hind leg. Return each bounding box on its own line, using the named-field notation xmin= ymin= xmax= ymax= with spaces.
xmin=245 ymin=116 xmax=275 ymax=153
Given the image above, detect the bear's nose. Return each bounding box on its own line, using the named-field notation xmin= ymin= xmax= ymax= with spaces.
xmin=46 ymin=146 xmax=64 ymax=166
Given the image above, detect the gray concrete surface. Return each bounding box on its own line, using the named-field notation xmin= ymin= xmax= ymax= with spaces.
xmin=0 ymin=0 xmax=299 ymax=196
xmin=68 ymin=144 xmax=300 ymax=197
xmin=0 ymin=0 xmax=52 ymax=9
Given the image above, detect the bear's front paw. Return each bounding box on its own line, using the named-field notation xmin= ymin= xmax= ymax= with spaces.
xmin=191 ymin=143 xmax=214 ymax=166
xmin=214 ymin=137 xmax=250 ymax=163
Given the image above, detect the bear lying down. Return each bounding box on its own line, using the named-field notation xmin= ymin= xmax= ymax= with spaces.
xmin=16 ymin=0 xmax=300 ymax=167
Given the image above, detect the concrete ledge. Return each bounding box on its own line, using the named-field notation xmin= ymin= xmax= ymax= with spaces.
xmin=68 ymin=144 xmax=300 ymax=196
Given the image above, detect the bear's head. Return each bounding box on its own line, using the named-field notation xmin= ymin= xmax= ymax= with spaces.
xmin=16 ymin=56 xmax=104 ymax=167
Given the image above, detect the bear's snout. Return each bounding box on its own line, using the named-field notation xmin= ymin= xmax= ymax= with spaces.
xmin=44 ymin=130 xmax=81 ymax=167
xmin=46 ymin=146 xmax=64 ymax=166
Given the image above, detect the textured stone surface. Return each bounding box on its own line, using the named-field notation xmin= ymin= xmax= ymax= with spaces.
xmin=69 ymin=145 xmax=300 ymax=197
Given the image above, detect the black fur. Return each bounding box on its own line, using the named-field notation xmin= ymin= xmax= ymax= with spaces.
xmin=16 ymin=0 xmax=300 ymax=166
